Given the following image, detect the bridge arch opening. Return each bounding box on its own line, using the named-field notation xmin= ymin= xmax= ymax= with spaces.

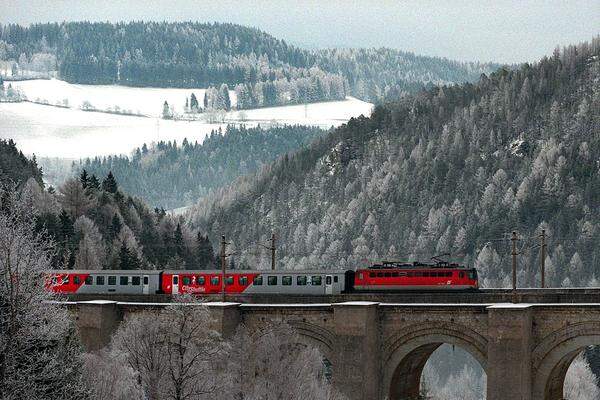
xmin=388 ymin=343 xmax=486 ymax=400
xmin=533 ymin=327 xmax=600 ymax=400
xmin=384 ymin=327 xmax=487 ymax=400
xmin=536 ymin=344 xmax=600 ymax=400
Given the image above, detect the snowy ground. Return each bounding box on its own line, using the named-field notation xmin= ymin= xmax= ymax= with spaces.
xmin=9 ymin=78 xmax=224 ymax=117
xmin=0 ymin=80 xmax=373 ymax=159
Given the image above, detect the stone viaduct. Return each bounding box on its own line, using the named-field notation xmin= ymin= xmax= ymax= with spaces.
xmin=67 ymin=296 xmax=600 ymax=400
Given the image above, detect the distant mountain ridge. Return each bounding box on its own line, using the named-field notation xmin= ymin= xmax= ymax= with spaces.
xmin=0 ymin=21 xmax=499 ymax=105
xmin=188 ymin=38 xmax=600 ymax=285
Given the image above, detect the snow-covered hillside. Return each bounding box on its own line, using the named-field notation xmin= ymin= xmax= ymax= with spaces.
xmin=0 ymin=79 xmax=373 ymax=158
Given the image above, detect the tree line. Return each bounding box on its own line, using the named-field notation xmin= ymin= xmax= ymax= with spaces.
xmin=0 ymin=21 xmax=498 ymax=105
xmin=75 ymin=125 xmax=326 ymax=209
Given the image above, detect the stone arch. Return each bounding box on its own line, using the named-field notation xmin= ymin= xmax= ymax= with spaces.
xmin=532 ymin=321 xmax=600 ymax=400
xmin=383 ymin=322 xmax=488 ymax=400
xmin=288 ymin=320 xmax=335 ymax=364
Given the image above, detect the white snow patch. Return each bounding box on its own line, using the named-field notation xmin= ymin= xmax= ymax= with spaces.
xmin=1 ymin=81 xmax=373 ymax=159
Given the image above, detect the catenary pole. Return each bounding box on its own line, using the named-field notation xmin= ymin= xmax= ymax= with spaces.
xmin=540 ymin=229 xmax=546 ymax=288
xmin=221 ymin=235 xmax=227 ymax=301
xmin=511 ymin=231 xmax=518 ymax=294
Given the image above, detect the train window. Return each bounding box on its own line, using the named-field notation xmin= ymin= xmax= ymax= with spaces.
xmin=182 ymin=277 xmax=191 ymax=285
xmin=468 ymin=270 xmax=477 ymax=280
xmin=369 ymin=272 xmax=375 ymax=278
xmin=143 ymin=276 xmax=149 ymax=285
xmin=197 ymin=276 xmax=205 ymax=285
xmin=96 ymin=276 xmax=105 ymax=285
xmin=211 ymin=276 xmax=220 ymax=286
xmin=334 ymin=276 xmax=339 ymax=283
xmin=120 ymin=276 xmax=128 ymax=285
xmin=297 ymin=276 xmax=307 ymax=285
xmin=423 ymin=272 xmax=429 ymax=277
xmin=445 ymin=272 xmax=452 ymax=277
xmin=268 ymin=276 xmax=278 ymax=286
xmin=73 ymin=276 xmax=80 ymax=285
xmin=253 ymin=276 xmax=263 ymax=285
xmin=239 ymin=276 xmax=248 ymax=286
xmin=384 ymin=272 xmax=391 ymax=278
xmin=376 ymin=272 xmax=384 ymax=277
xmin=108 ymin=276 xmax=116 ymax=285
xmin=173 ymin=276 xmax=179 ymax=285
xmin=358 ymin=273 xmax=364 ymax=280
xmin=132 ymin=276 xmax=141 ymax=286
xmin=62 ymin=276 xmax=69 ymax=285
xmin=85 ymin=276 xmax=93 ymax=285
xmin=311 ymin=276 xmax=322 ymax=286
xmin=459 ymin=272 xmax=465 ymax=278
xmin=326 ymin=276 xmax=332 ymax=285
xmin=415 ymin=272 xmax=423 ymax=277
xmin=399 ymin=272 xmax=407 ymax=277
xmin=391 ymin=272 xmax=398 ymax=277
xmin=407 ymin=272 xmax=414 ymax=278
xmin=51 ymin=276 xmax=58 ymax=285
xmin=282 ymin=276 xmax=292 ymax=286
xmin=225 ymin=276 xmax=234 ymax=286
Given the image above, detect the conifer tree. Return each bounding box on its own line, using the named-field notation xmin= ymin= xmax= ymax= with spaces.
xmin=196 ymin=233 xmax=216 ymax=269
xmin=109 ymin=214 xmax=122 ymax=240
xmin=88 ymin=174 xmax=100 ymax=190
xmin=80 ymin=169 xmax=89 ymax=188
xmin=102 ymin=171 xmax=118 ymax=193
xmin=190 ymin=92 xmax=198 ymax=111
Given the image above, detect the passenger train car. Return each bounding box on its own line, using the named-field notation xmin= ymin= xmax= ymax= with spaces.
xmin=45 ymin=261 xmax=478 ymax=295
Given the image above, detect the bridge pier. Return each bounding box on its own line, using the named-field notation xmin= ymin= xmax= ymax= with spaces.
xmin=487 ymin=304 xmax=533 ymax=400
xmin=332 ymin=302 xmax=380 ymax=400
xmin=74 ymin=300 xmax=122 ymax=351
xmin=207 ymin=302 xmax=242 ymax=338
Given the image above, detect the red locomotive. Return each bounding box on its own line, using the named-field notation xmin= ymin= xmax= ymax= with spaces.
xmin=45 ymin=260 xmax=478 ymax=295
xmin=353 ymin=261 xmax=478 ymax=291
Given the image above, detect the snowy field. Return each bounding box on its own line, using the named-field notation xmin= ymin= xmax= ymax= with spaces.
xmin=0 ymin=79 xmax=373 ymax=159
xmin=9 ymin=78 xmax=226 ymax=117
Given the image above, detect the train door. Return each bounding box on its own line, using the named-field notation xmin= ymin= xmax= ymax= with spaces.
xmin=143 ymin=275 xmax=149 ymax=294
xmin=325 ymin=275 xmax=333 ymax=295
xmin=172 ymin=275 xmax=179 ymax=295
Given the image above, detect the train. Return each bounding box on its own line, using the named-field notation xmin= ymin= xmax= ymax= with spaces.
xmin=45 ymin=260 xmax=479 ymax=295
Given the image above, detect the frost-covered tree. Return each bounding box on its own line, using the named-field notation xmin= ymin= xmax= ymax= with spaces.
xmin=0 ymin=184 xmax=88 ymax=399
xmin=111 ymin=295 xmax=224 ymax=400
xmin=58 ymin=178 xmax=96 ymax=219
xmin=225 ymin=321 xmax=345 ymax=400
xmin=82 ymin=350 xmax=143 ymax=400
xmin=564 ymin=354 xmax=600 ymax=400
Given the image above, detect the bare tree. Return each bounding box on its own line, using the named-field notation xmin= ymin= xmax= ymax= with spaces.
xmin=0 ymin=184 xmax=87 ymax=399
xmin=58 ymin=178 xmax=96 ymax=219
xmin=82 ymin=350 xmax=144 ymax=400
xmin=111 ymin=311 xmax=169 ymax=400
xmin=159 ymin=296 xmax=224 ymax=400
xmin=74 ymin=215 xmax=105 ymax=270
xmin=225 ymin=322 xmax=345 ymax=400
xmin=111 ymin=295 xmax=224 ymax=400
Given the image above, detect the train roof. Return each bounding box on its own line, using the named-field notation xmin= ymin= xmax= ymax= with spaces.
xmin=47 ymin=269 xmax=348 ymax=275
xmin=163 ymin=269 xmax=347 ymax=274
xmin=48 ymin=270 xmax=161 ymax=274
xmin=366 ymin=261 xmax=471 ymax=269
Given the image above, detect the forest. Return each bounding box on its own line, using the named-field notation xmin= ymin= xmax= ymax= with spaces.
xmin=0 ymin=21 xmax=497 ymax=107
xmin=188 ymin=38 xmax=600 ymax=287
xmin=75 ymin=125 xmax=325 ymax=209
